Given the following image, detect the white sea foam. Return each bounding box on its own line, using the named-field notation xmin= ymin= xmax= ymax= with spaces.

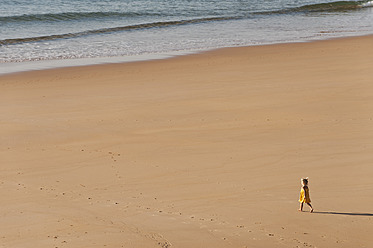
xmin=361 ymin=1 xmax=373 ymax=7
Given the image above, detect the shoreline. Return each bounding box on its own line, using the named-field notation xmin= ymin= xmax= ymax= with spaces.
xmin=0 ymin=50 xmax=197 ymax=76
xmin=1 ymin=34 xmax=373 ymax=248
xmin=1 ymin=33 xmax=372 ymax=77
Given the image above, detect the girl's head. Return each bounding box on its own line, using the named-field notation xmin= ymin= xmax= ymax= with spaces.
xmin=301 ymin=178 xmax=309 ymax=186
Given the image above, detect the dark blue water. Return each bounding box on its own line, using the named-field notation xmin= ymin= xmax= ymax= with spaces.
xmin=1 ymin=0 xmax=372 ymax=72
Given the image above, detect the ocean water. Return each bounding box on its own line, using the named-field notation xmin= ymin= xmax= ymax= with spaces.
xmin=1 ymin=0 xmax=373 ymax=73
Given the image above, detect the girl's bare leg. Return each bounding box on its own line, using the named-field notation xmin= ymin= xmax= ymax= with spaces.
xmin=299 ymin=203 xmax=303 ymax=211
xmin=307 ymin=203 xmax=314 ymax=213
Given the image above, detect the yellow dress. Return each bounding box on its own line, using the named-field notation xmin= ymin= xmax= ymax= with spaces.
xmin=299 ymin=186 xmax=311 ymax=203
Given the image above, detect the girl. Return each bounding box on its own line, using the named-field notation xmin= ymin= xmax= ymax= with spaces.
xmin=299 ymin=178 xmax=314 ymax=213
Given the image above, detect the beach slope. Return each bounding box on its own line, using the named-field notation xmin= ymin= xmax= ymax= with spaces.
xmin=1 ymin=36 xmax=373 ymax=247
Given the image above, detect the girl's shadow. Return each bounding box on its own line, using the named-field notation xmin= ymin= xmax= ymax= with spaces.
xmin=314 ymin=211 xmax=373 ymax=217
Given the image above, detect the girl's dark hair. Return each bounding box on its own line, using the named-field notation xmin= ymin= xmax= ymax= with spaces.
xmin=302 ymin=178 xmax=308 ymax=185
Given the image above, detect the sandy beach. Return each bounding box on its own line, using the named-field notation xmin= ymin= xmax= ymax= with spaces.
xmin=1 ymin=35 xmax=373 ymax=248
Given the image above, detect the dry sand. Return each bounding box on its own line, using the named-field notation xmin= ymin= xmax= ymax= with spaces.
xmin=1 ymin=35 xmax=373 ymax=248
